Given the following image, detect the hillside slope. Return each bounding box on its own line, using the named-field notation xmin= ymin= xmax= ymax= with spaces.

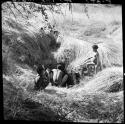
xmin=2 ymin=2 xmax=123 ymax=122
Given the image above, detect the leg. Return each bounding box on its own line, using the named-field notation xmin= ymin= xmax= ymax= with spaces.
xmin=59 ymin=74 xmax=68 ymax=87
xmin=94 ymin=65 xmax=97 ymax=75
xmin=95 ymin=65 xmax=100 ymax=74
xmin=72 ymin=73 xmax=77 ymax=85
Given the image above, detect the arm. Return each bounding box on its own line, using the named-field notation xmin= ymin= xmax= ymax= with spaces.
xmin=57 ymin=71 xmax=64 ymax=85
xmin=84 ymin=57 xmax=93 ymax=62
xmin=34 ymin=75 xmax=40 ymax=83
xmin=60 ymin=74 xmax=68 ymax=87
xmin=94 ymin=52 xmax=99 ymax=66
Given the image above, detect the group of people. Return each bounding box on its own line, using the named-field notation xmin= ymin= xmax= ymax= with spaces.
xmin=34 ymin=44 xmax=101 ymax=91
xmin=34 ymin=63 xmax=80 ymax=91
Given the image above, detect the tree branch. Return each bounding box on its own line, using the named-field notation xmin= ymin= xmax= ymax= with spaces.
xmin=18 ymin=3 xmax=37 ymax=18
xmin=11 ymin=2 xmax=26 ymax=18
xmin=6 ymin=3 xmax=16 ymax=19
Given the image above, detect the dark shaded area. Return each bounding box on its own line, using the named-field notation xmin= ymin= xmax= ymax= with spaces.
xmin=3 ymin=78 xmax=69 ymax=121
xmin=44 ymin=89 xmax=58 ymax=94
xmin=106 ymin=80 xmax=123 ymax=93
xmin=2 ymin=20 xmax=60 ymax=74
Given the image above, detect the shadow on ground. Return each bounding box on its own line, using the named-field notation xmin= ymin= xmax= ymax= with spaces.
xmin=44 ymin=89 xmax=58 ymax=95
xmin=44 ymin=88 xmax=67 ymax=97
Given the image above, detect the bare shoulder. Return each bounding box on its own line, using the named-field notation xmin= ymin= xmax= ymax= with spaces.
xmin=52 ymin=69 xmax=57 ymax=72
xmin=96 ymin=51 xmax=99 ymax=56
xmin=34 ymin=75 xmax=40 ymax=82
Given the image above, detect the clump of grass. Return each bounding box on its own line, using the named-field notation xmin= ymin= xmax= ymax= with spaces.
xmin=83 ymin=21 xmax=106 ymax=36
xmin=2 ymin=48 xmax=16 ymax=75
xmin=54 ymin=36 xmax=92 ymax=70
xmin=34 ymin=88 xmax=123 ymax=123
xmin=2 ymin=3 xmax=123 ymax=122
xmin=110 ymin=20 xmax=121 ymax=26
xmin=56 ymin=35 xmax=122 ymax=74
xmin=65 ymin=91 xmax=123 ymax=123
xmin=3 ymin=77 xmax=28 ymax=120
xmin=2 ymin=2 xmax=60 ymax=71
xmin=3 ymin=76 xmax=69 ymax=121
xmin=82 ymin=67 xmax=123 ymax=93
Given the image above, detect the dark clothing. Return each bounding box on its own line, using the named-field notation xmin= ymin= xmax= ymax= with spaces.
xmin=66 ymin=74 xmax=74 ymax=86
xmin=60 ymin=73 xmax=74 ymax=87
xmin=34 ymin=74 xmax=49 ymax=91
xmin=93 ymin=52 xmax=99 ymax=65
xmin=71 ymin=73 xmax=80 ymax=85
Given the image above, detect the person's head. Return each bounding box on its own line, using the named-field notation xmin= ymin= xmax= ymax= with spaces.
xmin=34 ymin=65 xmax=38 ymax=70
xmin=37 ymin=65 xmax=45 ymax=75
xmin=57 ymin=64 xmax=62 ymax=70
xmin=46 ymin=68 xmax=50 ymax=72
xmin=53 ymin=31 xmax=59 ymax=40
xmin=41 ymin=27 xmax=44 ymax=30
xmin=49 ymin=70 xmax=53 ymax=75
xmin=49 ymin=70 xmax=53 ymax=79
xmin=75 ymin=72 xmax=80 ymax=79
xmin=92 ymin=44 xmax=98 ymax=52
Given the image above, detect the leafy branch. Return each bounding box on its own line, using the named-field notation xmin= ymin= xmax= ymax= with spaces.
xmin=6 ymin=2 xmax=16 ymax=19
xmin=11 ymin=2 xmax=26 ymax=19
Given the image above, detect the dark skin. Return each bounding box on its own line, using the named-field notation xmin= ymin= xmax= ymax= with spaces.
xmin=35 ymin=69 xmax=49 ymax=90
xmin=92 ymin=48 xmax=100 ymax=73
xmin=53 ymin=31 xmax=59 ymax=40
xmin=82 ymin=47 xmax=99 ymax=76
xmin=93 ymin=48 xmax=97 ymax=52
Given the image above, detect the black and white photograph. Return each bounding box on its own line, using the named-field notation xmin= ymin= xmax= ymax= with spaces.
xmin=2 ymin=0 xmax=123 ymax=123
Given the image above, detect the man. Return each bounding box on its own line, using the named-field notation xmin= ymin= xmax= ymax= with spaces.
xmin=53 ymin=30 xmax=59 ymax=40
xmin=91 ymin=44 xmax=101 ymax=73
xmin=49 ymin=70 xmax=54 ymax=85
xmin=45 ymin=67 xmax=55 ymax=85
xmin=34 ymin=65 xmax=49 ymax=91
xmin=51 ymin=63 xmax=73 ymax=87
xmin=82 ymin=44 xmax=100 ymax=75
xmin=57 ymin=63 xmax=74 ymax=87
xmin=60 ymin=72 xmax=74 ymax=88
xmin=52 ymin=64 xmax=64 ymax=86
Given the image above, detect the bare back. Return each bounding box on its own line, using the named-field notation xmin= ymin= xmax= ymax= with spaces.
xmin=52 ymin=69 xmax=64 ymax=85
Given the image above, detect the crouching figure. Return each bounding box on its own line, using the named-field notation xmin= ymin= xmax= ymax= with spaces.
xmin=51 ymin=63 xmax=74 ymax=88
xmin=34 ymin=65 xmax=49 ymax=91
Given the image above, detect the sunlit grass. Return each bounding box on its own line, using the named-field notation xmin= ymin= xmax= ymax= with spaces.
xmin=2 ymin=3 xmax=123 ymax=122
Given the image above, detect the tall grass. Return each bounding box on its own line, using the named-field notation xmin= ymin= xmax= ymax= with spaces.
xmin=54 ymin=35 xmax=122 ymax=74
xmin=2 ymin=3 xmax=123 ymax=122
xmin=2 ymin=3 xmax=60 ymax=74
xmin=26 ymin=85 xmax=123 ymax=123
xmin=53 ymin=3 xmax=122 ymax=74
xmin=3 ymin=76 xmax=68 ymax=121
xmin=82 ymin=67 xmax=123 ymax=93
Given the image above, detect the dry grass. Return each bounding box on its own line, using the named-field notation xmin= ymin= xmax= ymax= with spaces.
xmin=25 ymin=84 xmax=123 ymax=123
xmin=4 ymin=71 xmax=123 ymax=122
xmin=75 ymin=67 xmax=123 ymax=93
xmin=2 ymin=3 xmax=123 ymax=122
xmin=54 ymin=35 xmax=122 ymax=74
xmin=2 ymin=2 xmax=59 ymax=75
xmin=53 ymin=4 xmax=122 ymax=74
xmin=3 ymin=76 xmax=67 ymax=121
xmin=65 ymin=91 xmax=123 ymax=122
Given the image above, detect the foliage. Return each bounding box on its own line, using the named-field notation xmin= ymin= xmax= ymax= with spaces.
xmin=2 ymin=2 xmax=61 ymax=74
